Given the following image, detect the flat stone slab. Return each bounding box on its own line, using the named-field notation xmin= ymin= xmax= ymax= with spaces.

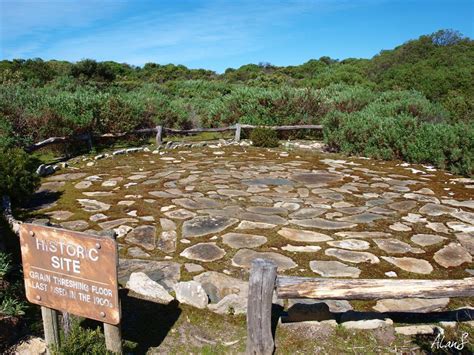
xmin=125 ymin=225 xmax=156 ymax=251
xmin=98 ymin=218 xmax=138 ymax=230
xmin=127 ymin=247 xmax=150 ymax=258
xmin=60 ymin=220 xmax=89 ymax=231
xmin=46 ymin=210 xmax=73 ymax=221
xmin=373 ymin=298 xmax=449 ymax=313
xmin=289 ymin=208 xmax=326 ymax=219
xmin=442 ymin=199 xmax=474 ymax=209
xmin=450 ymin=210 xmax=474 ymax=225
xmin=182 ymin=216 xmax=238 ymax=238
xmin=325 ymin=248 xmax=379 ymax=264
xmin=327 ymin=239 xmax=370 ymax=250
xmin=207 ymin=294 xmax=247 ymax=315
xmin=194 ymin=271 xmax=248 ymax=303
xmin=277 ymin=227 xmax=333 ymax=242
xmin=418 ymin=203 xmax=456 ymax=216
xmin=291 ymin=172 xmax=343 ymax=185
xmin=389 ymin=222 xmax=412 ymax=232
xmin=173 ymin=197 xmax=222 ymax=210
xmin=395 ymin=325 xmax=436 ymax=336
xmin=174 ymin=281 xmax=208 ymax=309
xmin=373 ymin=239 xmax=424 ymax=254
xmin=46 ymin=172 xmax=87 ymax=181
xmin=164 ymin=208 xmax=196 ymax=220
xmin=433 ymin=243 xmax=472 ymax=268
xmin=335 ymin=231 xmax=391 ymax=239
xmin=381 ymin=256 xmax=433 ymax=274
xmin=456 ymin=233 xmax=474 ymax=254
xmin=77 ymin=199 xmax=110 ymax=212
xmin=337 ymin=212 xmax=386 ymax=224
xmin=217 ymin=189 xmax=250 ymax=197
xmin=243 ymin=178 xmax=293 ymax=186
xmin=309 ymin=260 xmax=361 ymax=278
xmin=410 ymin=234 xmax=447 ymax=247
xmin=342 ymin=319 xmax=393 ymax=330
xmin=118 ymin=259 xmax=181 ymax=291
xmin=290 ymin=218 xmax=357 ymax=230
xmin=247 ymin=206 xmax=288 ymax=216
xmin=157 ymin=231 xmax=177 ymax=253
xmin=388 ymin=200 xmax=417 ymax=212
xmin=446 ymin=221 xmax=474 ymax=233
xmin=281 ymin=245 xmax=322 ymax=252
xmin=83 ymin=191 xmax=114 ymax=197
xmin=184 ymin=263 xmax=204 ymax=273
xmin=239 ymin=212 xmax=287 ymax=225
xmin=404 ymin=193 xmax=440 ymax=204
xmin=126 ymin=272 xmax=174 ymax=304
xmin=237 ymin=220 xmax=276 ymax=230
xmin=232 ymin=249 xmax=297 ymax=271
xmin=221 ymin=233 xmax=267 ymax=249
xmin=180 ymin=242 xmax=226 ymax=262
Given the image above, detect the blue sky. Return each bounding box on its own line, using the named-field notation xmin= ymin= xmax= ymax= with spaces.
xmin=1 ymin=0 xmax=472 ymax=73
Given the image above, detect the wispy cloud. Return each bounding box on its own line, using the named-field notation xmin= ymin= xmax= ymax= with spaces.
xmin=0 ymin=0 xmax=375 ymax=70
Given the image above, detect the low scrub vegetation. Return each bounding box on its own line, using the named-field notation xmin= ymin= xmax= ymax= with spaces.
xmin=0 ymin=29 xmax=472 ymax=175
xmin=250 ymin=127 xmax=280 ymax=148
xmin=51 ymin=322 xmax=108 ymax=355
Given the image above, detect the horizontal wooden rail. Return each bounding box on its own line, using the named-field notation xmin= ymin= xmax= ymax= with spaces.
xmin=246 ymin=259 xmax=474 ymax=355
xmin=277 ymin=276 xmax=474 ymax=300
xmin=25 ymin=123 xmax=324 ymax=152
xmin=239 ymin=124 xmax=323 ymax=130
xmin=26 ymin=134 xmax=90 ymax=152
xmin=163 ymin=127 xmax=235 ymax=134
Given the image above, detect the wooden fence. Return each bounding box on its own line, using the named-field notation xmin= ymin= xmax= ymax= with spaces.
xmin=246 ymin=259 xmax=474 ymax=355
xmin=25 ymin=123 xmax=324 ymax=153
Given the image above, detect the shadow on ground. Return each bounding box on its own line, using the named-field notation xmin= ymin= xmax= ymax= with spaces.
xmin=119 ymin=290 xmax=182 ymax=354
xmin=282 ymin=302 xmax=474 ymax=324
xmin=24 ymin=191 xmax=63 ymax=211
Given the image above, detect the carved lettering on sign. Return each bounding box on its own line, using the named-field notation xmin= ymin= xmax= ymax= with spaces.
xmin=19 ymin=224 xmax=120 ymax=324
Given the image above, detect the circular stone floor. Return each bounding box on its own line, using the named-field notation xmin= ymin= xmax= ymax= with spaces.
xmin=29 ymin=145 xmax=473 ymax=302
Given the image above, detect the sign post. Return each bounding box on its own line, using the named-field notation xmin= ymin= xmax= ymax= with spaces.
xmin=19 ymin=224 xmax=122 ymax=353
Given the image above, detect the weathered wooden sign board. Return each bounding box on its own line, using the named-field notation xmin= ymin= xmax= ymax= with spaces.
xmin=19 ymin=224 xmax=120 ymax=325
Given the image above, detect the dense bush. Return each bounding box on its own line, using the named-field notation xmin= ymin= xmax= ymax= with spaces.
xmin=206 ymin=86 xmax=327 ymax=127
xmin=0 ymin=148 xmax=40 ymax=204
xmin=323 ymin=111 xmax=473 ymax=175
xmin=250 ymin=127 xmax=279 ymax=148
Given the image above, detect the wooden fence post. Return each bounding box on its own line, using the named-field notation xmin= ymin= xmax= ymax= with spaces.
xmin=234 ymin=123 xmax=241 ymax=142
xmin=246 ymin=259 xmax=277 ymax=355
xmin=104 ymin=323 xmax=122 ymax=354
xmin=155 ymin=125 xmax=163 ymax=146
xmin=61 ymin=311 xmax=71 ymax=338
xmin=41 ymin=306 xmax=60 ymax=353
xmin=104 ymin=231 xmax=123 ymax=354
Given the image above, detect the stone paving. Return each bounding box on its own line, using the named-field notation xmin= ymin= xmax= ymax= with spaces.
xmin=30 ymin=144 xmax=474 ymax=318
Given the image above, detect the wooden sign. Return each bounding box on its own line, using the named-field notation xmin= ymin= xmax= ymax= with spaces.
xmin=19 ymin=224 xmax=120 ymax=325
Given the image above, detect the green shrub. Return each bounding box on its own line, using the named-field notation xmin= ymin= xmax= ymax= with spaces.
xmin=0 ymin=297 xmax=26 ymax=316
xmin=52 ymin=322 xmax=108 ymax=355
xmin=250 ymin=127 xmax=279 ymax=147
xmin=0 ymin=252 xmax=12 ymax=278
xmin=0 ymin=148 xmax=40 ymax=204
xmin=206 ymin=86 xmax=327 ymax=127
xmin=323 ymin=111 xmax=474 ymax=176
